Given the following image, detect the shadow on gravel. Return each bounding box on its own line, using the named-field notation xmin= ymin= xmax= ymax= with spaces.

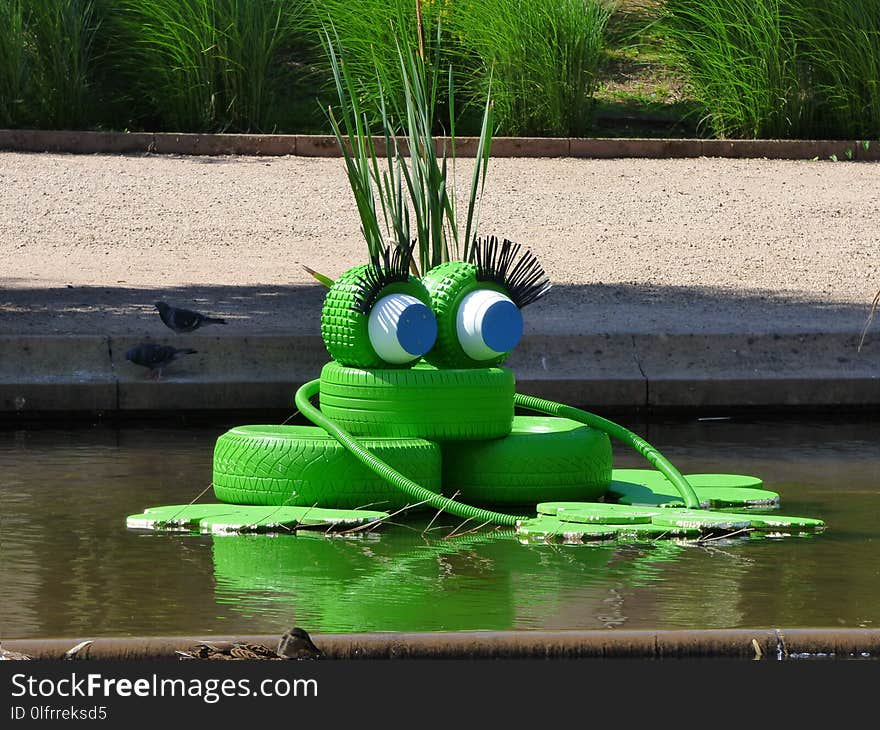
xmin=0 ymin=281 xmax=874 ymax=339
xmin=0 ymin=282 xmax=327 ymax=336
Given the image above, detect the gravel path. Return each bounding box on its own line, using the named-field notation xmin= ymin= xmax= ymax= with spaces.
xmin=1 ymin=152 xmax=877 ymax=335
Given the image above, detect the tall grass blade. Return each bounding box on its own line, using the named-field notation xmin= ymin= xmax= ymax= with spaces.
xmin=311 ymin=0 xmax=453 ymax=128
xmin=321 ymin=18 xmax=494 ymax=273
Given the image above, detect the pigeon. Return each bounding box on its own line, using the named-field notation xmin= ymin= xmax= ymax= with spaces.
xmin=125 ymin=343 xmax=197 ymax=380
xmin=155 ymin=301 xmax=227 ymax=333
xmin=276 ymin=627 xmax=323 ymax=660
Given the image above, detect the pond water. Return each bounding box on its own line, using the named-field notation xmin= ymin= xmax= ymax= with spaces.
xmin=1 ymin=413 xmax=878 ymax=639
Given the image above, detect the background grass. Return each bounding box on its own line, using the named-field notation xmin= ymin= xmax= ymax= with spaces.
xmin=103 ymin=0 xmax=312 ymax=132
xmin=0 ymin=0 xmax=29 ymax=127
xmin=662 ymin=0 xmax=880 ymax=139
xmin=1 ymin=0 xmax=878 ymax=139
xmin=451 ymin=0 xmax=611 ymax=136
xmin=0 ymin=0 xmax=103 ymax=129
xmin=588 ymin=0 xmax=701 ymax=137
xmin=662 ymin=0 xmax=812 ymax=138
xmin=803 ymin=0 xmax=880 ymax=140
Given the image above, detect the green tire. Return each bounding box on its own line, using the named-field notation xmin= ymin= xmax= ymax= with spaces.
xmin=442 ymin=416 xmax=612 ymax=506
xmin=212 ymin=425 xmax=441 ymax=511
xmin=318 ymin=360 xmax=515 ymax=440
xmin=320 ymin=265 xmax=432 ymax=368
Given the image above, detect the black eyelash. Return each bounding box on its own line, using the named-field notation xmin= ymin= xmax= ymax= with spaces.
xmin=470 ymin=236 xmax=551 ymax=308
xmin=351 ymin=241 xmax=416 ymax=314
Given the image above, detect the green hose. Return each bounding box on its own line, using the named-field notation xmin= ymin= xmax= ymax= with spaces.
xmin=295 ymin=379 xmax=702 ymax=525
xmin=295 ymin=380 xmax=526 ymax=526
xmin=513 ymin=392 xmax=701 ymax=509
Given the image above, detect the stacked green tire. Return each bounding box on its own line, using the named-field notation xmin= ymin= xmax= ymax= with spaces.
xmin=442 ymin=416 xmax=612 ymax=506
xmin=212 ymin=425 xmax=442 ymax=511
xmin=318 ymin=361 xmax=515 ymax=440
xmin=214 ymin=366 xmax=612 ymax=511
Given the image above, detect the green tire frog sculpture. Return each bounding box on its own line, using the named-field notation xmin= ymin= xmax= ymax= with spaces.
xmin=128 ymin=238 xmax=825 ymax=541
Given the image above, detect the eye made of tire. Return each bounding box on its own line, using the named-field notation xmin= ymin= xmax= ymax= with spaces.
xmin=424 ymin=275 xmax=522 ymax=367
xmin=421 ymin=239 xmax=550 ymax=369
xmin=320 ymin=245 xmax=437 ymax=368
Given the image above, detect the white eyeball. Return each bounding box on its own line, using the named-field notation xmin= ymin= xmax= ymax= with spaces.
xmin=456 ymin=289 xmax=523 ymax=361
xmin=368 ymin=293 xmax=438 ymax=364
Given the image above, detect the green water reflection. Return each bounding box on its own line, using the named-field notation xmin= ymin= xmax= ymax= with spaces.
xmin=208 ymin=526 xmax=838 ymax=634
xmin=214 ymin=529 xmax=626 ymax=632
xmin=1 ymin=416 xmax=878 ymax=637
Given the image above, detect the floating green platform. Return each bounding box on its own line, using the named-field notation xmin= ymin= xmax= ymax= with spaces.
xmin=126 ymin=468 xmax=824 ymax=541
xmin=608 ymin=469 xmax=779 ymax=508
xmin=515 ymin=475 xmax=824 ymax=543
xmin=126 ymin=504 xmax=389 ymax=534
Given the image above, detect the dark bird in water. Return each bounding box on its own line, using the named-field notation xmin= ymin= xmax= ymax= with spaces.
xmin=277 ymin=627 xmax=323 ymax=660
xmin=155 ymin=301 xmax=227 ymax=333
xmin=125 ymin=343 xmax=197 ymax=380
xmin=175 ymin=628 xmax=322 ymax=661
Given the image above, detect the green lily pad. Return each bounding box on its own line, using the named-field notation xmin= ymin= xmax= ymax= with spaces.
xmin=129 ymin=504 xmax=248 ymax=531
xmin=540 ymin=502 xmax=658 ymax=524
xmin=650 ymin=509 xmax=753 ymax=531
xmin=532 ymin=499 xmax=824 ymax=537
xmin=516 ymin=517 xmax=617 ymax=542
xmin=127 ymin=504 xmax=389 ymax=534
xmin=536 ymin=501 xmax=589 ymax=516
xmin=613 ymin=469 xmax=762 ymax=489
xmin=517 ymin=516 xmax=698 ymax=542
xmin=609 ymin=469 xmax=779 ymax=508
xmin=650 ymin=508 xmax=824 ymax=533
xmin=728 ymin=513 xmax=825 ymax=531
xmin=607 ymin=523 xmax=701 ymax=540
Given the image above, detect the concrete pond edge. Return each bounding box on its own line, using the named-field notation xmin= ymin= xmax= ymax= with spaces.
xmin=1 ymin=332 xmax=878 ymax=414
xmin=1 ymin=129 xmax=879 ymax=160
xmin=5 ymin=628 xmax=879 ymax=660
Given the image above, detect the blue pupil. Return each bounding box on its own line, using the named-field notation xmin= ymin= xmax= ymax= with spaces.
xmin=396 ymin=302 xmax=438 ymax=356
xmin=481 ymin=300 xmax=523 ymax=353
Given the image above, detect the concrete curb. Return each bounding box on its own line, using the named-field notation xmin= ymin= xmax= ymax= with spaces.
xmin=1 ymin=332 xmax=877 ymax=414
xmin=5 ymin=628 xmax=878 ymax=659
xmin=1 ymin=129 xmax=878 ymax=160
